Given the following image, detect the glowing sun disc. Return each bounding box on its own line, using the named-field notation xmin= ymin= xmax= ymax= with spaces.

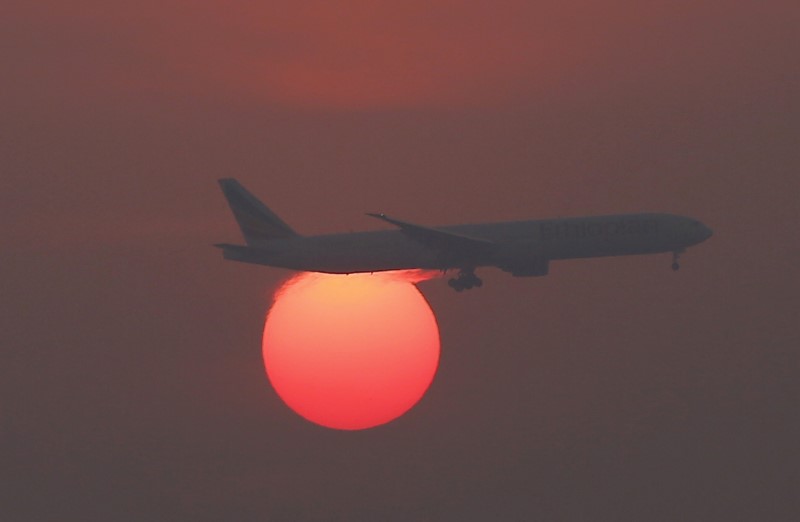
xmin=263 ymin=272 xmax=440 ymax=430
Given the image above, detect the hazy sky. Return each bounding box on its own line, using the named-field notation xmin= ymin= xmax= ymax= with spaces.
xmin=2 ymin=2 xmax=798 ymax=520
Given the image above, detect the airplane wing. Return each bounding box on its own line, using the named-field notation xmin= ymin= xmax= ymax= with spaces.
xmin=366 ymin=213 xmax=495 ymax=255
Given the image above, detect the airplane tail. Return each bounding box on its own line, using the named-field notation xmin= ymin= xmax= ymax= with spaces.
xmin=218 ymin=178 xmax=299 ymax=245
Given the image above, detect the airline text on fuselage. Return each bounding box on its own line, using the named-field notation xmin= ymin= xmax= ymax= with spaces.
xmin=539 ymin=218 xmax=658 ymax=241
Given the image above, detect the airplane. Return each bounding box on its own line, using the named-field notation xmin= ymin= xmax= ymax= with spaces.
xmin=215 ymin=179 xmax=713 ymax=291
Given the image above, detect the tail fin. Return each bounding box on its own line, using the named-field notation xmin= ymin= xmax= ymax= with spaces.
xmin=218 ymin=179 xmax=299 ymax=244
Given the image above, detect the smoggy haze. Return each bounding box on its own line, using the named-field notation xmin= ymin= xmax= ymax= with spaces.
xmin=2 ymin=2 xmax=798 ymax=520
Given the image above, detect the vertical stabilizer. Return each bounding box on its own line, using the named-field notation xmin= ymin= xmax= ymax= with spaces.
xmin=218 ymin=179 xmax=299 ymax=244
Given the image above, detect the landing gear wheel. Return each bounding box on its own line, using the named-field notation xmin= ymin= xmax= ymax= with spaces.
xmin=671 ymin=262 xmax=680 ymax=271
xmin=448 ymin=278 xmax=464 ymax=292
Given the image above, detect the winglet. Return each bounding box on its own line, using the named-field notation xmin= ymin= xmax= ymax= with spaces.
xmin=366 ymin=212 xmax=414 ymax=228
xmin=366 ymin=212 xmax=391 ymax=223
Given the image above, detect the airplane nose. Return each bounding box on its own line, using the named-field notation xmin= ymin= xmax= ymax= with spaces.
xmin=702 ymin=224 xmax=713 ymax=240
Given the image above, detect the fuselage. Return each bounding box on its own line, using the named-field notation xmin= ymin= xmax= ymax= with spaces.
xmin=225 ymin=213 xmax=712 ymax=274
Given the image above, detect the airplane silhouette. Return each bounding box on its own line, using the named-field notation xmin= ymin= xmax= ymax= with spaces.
xmin=216 ymin=179 xmax=712 ymax=291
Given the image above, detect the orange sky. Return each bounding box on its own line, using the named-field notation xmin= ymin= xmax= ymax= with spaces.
xmin=5 ymin=1 xmax=795 ymax=109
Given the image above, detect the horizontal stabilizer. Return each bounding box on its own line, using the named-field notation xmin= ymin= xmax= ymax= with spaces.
xmin=213 ymin=243 xmax=261 ymax=263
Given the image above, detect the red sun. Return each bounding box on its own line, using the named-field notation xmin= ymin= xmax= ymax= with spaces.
xmin=263 ymin=272 xmax=440 ymax=430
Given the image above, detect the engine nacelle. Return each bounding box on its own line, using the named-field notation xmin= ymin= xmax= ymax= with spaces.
xmin=499 ymin=258 xmax=550 ymax=277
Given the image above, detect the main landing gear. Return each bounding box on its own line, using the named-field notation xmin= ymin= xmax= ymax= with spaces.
xmin=448 ymin=269 xmax=483 ymax=292
xmin=671 ymin=250 xmax=682 ymax=271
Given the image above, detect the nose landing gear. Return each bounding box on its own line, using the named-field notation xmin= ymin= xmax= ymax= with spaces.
xmin=671 ymin=251 xmax=682 ymax=271
xmin=448 ymin=269 xmax=483 ymax=292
